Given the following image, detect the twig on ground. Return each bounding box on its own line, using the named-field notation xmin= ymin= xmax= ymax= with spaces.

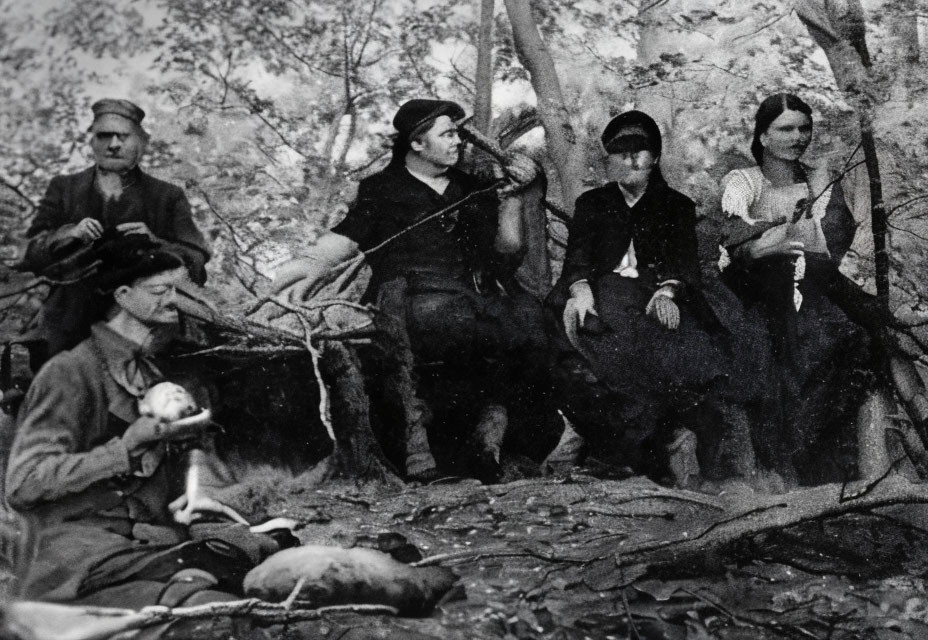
xmin=622 ymin=588 xmax=643 ymax=640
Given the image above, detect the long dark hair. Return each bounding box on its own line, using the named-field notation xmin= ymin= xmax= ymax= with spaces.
xmin=750 ymin=93 xmax=813 ymax=165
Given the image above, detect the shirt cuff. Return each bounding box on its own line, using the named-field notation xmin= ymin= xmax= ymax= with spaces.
xmin=569 ymin=279 xmax=590 ymax=297
xmin=99 ymin=437 xmax=133 ymax=479
xmin=654 ymin=281 xmax=681 ymax=299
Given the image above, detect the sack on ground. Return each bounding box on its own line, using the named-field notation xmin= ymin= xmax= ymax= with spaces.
xmin=243 ymin=545 xmax=457 ymax=616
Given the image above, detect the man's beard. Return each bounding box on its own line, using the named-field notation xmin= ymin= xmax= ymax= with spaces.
xmin=618 ymin=170 xmax=651 ymax=190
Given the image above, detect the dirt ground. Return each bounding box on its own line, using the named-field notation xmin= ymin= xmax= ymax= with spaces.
xmin=2 ymin=389 xmax=928 ymax=640
xmin=200 ymin=471 xmax=928 ymax=640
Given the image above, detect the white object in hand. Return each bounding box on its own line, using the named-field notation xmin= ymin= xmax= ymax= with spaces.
xmin=179 ymin=462 xmax=200 ymax=523
xmin=138 ymin=382 xmax=198 ymax=422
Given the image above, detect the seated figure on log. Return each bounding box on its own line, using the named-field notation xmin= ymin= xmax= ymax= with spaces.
xmin=321 ymin=99 xmax=550 ymax=483
xmin=5 ymin=238 xmax=285 ymax=621
xmin=17 ymin=99 xmax=210 ymax=366
xmin=547 ymin=110 xmax=757 ymax=486
xmin=715 ymin=93 xmax=875 ymax=486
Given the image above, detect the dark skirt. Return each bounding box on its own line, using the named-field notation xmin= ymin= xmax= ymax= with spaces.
xmin=723 ymin=255 xmax=871 ymax=483
xmin=549 ymin=274 xmax=743 ymax=474
xmin=578 ymin=273 xmax=730 ymax=401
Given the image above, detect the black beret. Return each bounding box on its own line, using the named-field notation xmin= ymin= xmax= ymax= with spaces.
xmin=393 ymin=99 xmax=465 ymax=141
xmin=93 ymin=233 xmax=184 ymax=293
xmin=601 ymin=110 xmax=662 ymax=155
xmin=90 ymin=98 xmax=146 ymax=126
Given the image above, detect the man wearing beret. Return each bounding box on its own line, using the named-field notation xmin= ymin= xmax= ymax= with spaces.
xmin=19 ymin=98 xmax=210 ymax=360
xmin=6 ymin=237 xmax=277 ymax=621
xmin=327 ymin=98 xmax=547 ymax=483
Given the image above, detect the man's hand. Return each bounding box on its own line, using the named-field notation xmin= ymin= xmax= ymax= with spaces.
xmin=116 ymin=222 xmax=154 ymax=238
xmin=65 ymin=218 xmax=104 ymax=243
xmin=646 ymin=291 xmax=680 ymax=330
xmin=498 ymin=152 xmax=539 ymax=196
xmin=121 ymin=415 xmax=168 ymax=457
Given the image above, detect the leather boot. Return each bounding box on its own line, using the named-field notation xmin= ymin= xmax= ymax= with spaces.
xmin=467 ymin=403 xmax=507 ymax=483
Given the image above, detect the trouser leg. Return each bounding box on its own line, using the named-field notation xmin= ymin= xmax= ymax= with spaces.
xmin=377 ymin=282 xmax=438 ymax=479
xmin=541 ymin=416 xmax=586 ymax=474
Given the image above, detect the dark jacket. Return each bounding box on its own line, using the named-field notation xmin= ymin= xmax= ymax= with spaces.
xmin=6 ymin=323 xmax=231 ymax=601
xmin=20 ymin=166 xmax=210 ymax=355
xmin=549 ymin=173 xmax=703 ymax=310
xmin=333 ymin=163 xmax=502 ymax=294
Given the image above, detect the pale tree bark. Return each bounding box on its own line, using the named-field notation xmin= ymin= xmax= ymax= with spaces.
xmin=797 ymin=0 xmax=886 ymax=307
xmin=331 ymin=112 xmax=356 ymax=170
xmin=473 ymin=0 xmax=495 ymax=134
xmin=797 ymin=0 xmax=928 ymax=457
xmin=512 ymin=176 xmax=551 ymax=298
xmin=471 ymin=0 xmax=552 ymax=296
xmin=634 ymin=0 xmax=704 ymax=186
xmin=501 ymin=0 xmax=585 ymax=209
xmin=886 ymin=0 xmax=921 ymax=63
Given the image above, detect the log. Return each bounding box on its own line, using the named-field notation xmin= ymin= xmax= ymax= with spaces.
xmin=612 ymin=476 xmax=928 ymax=578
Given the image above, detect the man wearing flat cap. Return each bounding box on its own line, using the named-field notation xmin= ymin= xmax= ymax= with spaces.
xmin=6 ymin=236 xmax=280 ymax=624
xmin=19 ymin=98 xmax=210 ymax=360
xmin=324 ymin=98 xmax=547 ymax=483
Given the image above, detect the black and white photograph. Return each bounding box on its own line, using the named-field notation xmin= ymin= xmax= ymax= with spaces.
xmin=1 ymin=0 xmax=928 ymax=638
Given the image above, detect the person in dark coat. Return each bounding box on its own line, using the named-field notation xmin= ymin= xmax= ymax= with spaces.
xmin=6 ymin=238 xmax=280 ymax=622
xmin=716 ymin=93 xmax=873 ymax=485
xmin=19 ymin=99 xmax=210 ymax=360
xmin=547 ymin=110 xmax=756 ymax=484
xmin=329 ymin=98 xmax=548 ymax=483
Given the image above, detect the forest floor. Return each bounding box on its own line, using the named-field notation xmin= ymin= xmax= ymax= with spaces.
xmin=212 ymin=468 xmax=928 ymax=640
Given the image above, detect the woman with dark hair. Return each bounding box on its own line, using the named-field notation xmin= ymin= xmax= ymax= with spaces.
xmin=717 ymin=93 xmax=871 ymax=485
xmin=547 ymin=110 xmax=756 ymax=485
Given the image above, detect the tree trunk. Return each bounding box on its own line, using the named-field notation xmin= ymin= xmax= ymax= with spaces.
xmin=501 ymin=0 xmax=585 ymax=209
xmin=473 ymin=0 xmax=495 ymax=135
xmin=887 ymin=0 xmax=920 ymax=63
xmin=797 ymin=1 xmax=888 ymax=309
xmin=512 ymin=176 xmax=552 ymax=298
xmin=304 ymin=341 xmax=402 ymax=488
xmin=635 ymin=0 xmax=688 ymax=187
xmin=614 ymin=476 xmax=928 ymax=578
xmin=320 ymin=110 xmax=347 ymax=171
xmin=331 ymin=111 xmax=356 ymax=172
xmin=797 ymin=0 xmax=928 ymax=466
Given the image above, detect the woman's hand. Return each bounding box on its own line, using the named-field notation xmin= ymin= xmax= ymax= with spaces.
xmin=646 ymin=290 xmax=680 ymax=330
xmin=744 ymin=225 xmax=804 ymax=260
xmin=749 ymin=239 xmax=804 ymax=260
xmin=567 ymin=281 xmax=597 ymax=325
xmin=562 ymin=281 xmax=599 ymax=352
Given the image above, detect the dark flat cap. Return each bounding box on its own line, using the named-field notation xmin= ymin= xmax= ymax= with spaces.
xmin=601 ymin=110 xmax=662 ymax=155
xmin=93 ymin=232 xmax=184 ymax=292
xmin=91 ymin=98 xmax=146 ymax=125
xmin=393 ymin=99 xmax=465 ymax=141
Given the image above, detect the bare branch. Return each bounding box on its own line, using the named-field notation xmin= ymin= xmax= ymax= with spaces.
xmin=0 ymin=175 xmax=37 ymax=210
xmin=731 ymin=9 xmax=792 ymax=44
